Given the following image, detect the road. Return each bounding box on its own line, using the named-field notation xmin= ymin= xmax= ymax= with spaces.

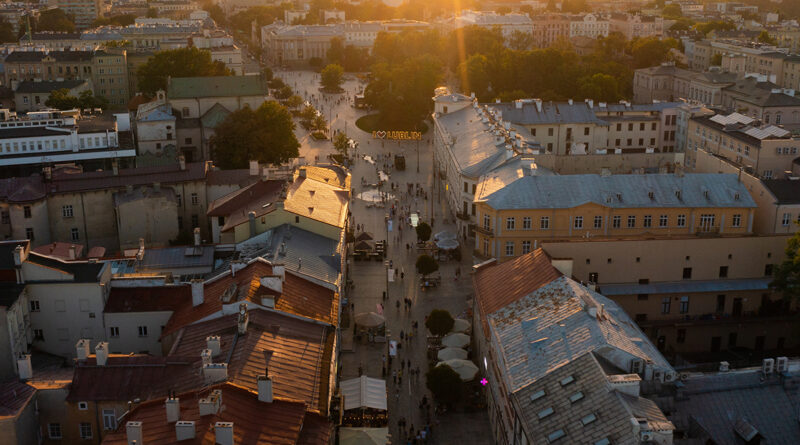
xmin=274 ymin=68 xmax=494 ymax=444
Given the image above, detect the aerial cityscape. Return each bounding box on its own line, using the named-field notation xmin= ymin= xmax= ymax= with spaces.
xmin=0 ymin=0 xmax=798 ymax=443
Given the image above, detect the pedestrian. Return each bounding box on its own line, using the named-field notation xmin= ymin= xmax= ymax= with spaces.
xmin=407 ymin=359 xmax=411 ymax=369
xmin=358 ymin=363 xmax=363 ymax=376
xmin=400 ymin=330 xmax=405 ymax=340
xmin=396 ymin=300 xmax=401 ymax=310
xmin=393 ymin=370 xmax=397 ymax=384
xmin=398 ymin=370 xmax=403 ymax=385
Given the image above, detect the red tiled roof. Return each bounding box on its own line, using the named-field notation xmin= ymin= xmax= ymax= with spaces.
xmin=66 ymin=355 xmax=203 ymax=402
xmin=298 ymin=410 xmax=334 ymax=445
xmin=101 ymin=382 xmax=331 ymax=445
xmin=169 ymin=309 xmax=334 ymax=414
xmin=33 ymin=242 xmax=83 ymax=260
xmin=0 ymin=380 xmax=36 ymax=419
xmin=105 ymin=286 xmax=190 ymax=313
xmin=472 ymin=249 xmax=562 ymax=338
xmin=163 ymin=259 xmax=337 ymax=336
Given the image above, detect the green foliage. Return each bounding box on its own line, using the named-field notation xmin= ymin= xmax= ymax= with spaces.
xmin=661 ymin=3 xmax=682 ymax=18
xmin=561 ymin=0 xmax=588 ymax=13
xmin=299 ymin=105 xmax=318 ymax=130
xmin=92 ymin=14 xmax=136 ymax=27
xmin=227 ymin=5 xmax=287 ymax=38
xmin=578 ymin=73 xmax=621 ymax=102
xmin=415 ymin=254 xmax=438 ymax=277
xmin=693 ymin=20 xmax=736 ymax=36
xmin=285 ymin=95 xmax=303 ymax=110
xmin=770 ymin=229 xmax=800 ymax=301
xmin=426 ymin=309 xmax=454 ymax=336
xmin=309 ymin=57 xmax=324 ymax=70
xmin=507 ymin=30 xmax=533 ymax=51
xmin=321 ymin=63 xmax=344 ymax=91
xmin=758 ymin=30 xmax=777 ymax=45
xmin=268 ymin=77 xmax=286 ymax=90
xmin=275 ymin=85 xmax=293 ymax=100
xmin=630 ymin=37 xmax=674 ymax=69
xmin=146 ymin=7 xmax=158 ymax=18
xmin=210 ymin=101 xmax=300 ymax=169
xmin=669 ymin=19 xmax=694 ymax=32
xmin=0 ymin=19 xmax=15 ymax=43
xmin=46 ymin=89 xmax=108 ymax=110
xmin=201 ymin=1 xmax=226 ymax=26
xmin=332 ymin=132 xmax=349 ymax=157
xmin=261 ymin=67 xmax=274 ymax=82
xmin=328 ymin=38 xmax=370 ymax=71
xmin=426 ymin=364 xmax=462 ymax=404
xmin=104 ymin=40 xmax=132 ymax=48
xmin=416 ymin=221 xmax=432 ymax=242
xmin=365 ymin=54 xmax=442 ymax=126
xmin=311 ymin=114 xmax=328 ymax=132
xmin=35 ymin=9 xmax=75 ymax=33
xmin=136 ymin=47 xmax=232 ymax=95
xmin=710 ymin=53 xmax=723 ymax=66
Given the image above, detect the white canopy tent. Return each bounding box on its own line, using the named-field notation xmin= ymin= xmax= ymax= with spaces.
xmin=339 ymin=427 xmax=390 ymax=445
xmin=341 ymin=376 xmax=388 ymax=411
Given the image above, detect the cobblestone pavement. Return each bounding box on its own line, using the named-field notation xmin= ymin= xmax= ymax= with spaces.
xmin=275 ymin=69 xmax=494 ymax=444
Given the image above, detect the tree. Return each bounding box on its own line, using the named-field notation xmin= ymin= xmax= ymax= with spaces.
xmin=261 ymin=66 xmax=273 ymax=82
xmin=758 ymin=30 xmax=777 ymax=45
xmin=332 ymin=132 xmax=349 ymax=157
xmin=0 ymin=19 xmax=15 ymax=43
xmin=321 ymin=64 xmax=344 ymax=91
xmin=507 ymin=30 xmax=533 ymax=51
xmin=578 ymin=73 xmax=621 ymax=102
xmin=136 ymin=47 xmax=232 ymax=95
xmin=630 ymin=37 xmax=672 ymax=68
xmin=426 ymin=364 xmax=462 ymax=405
xmin=275 ymin=85 xmax=293 ymax=100
xmin=425 ymin=309 xmax=454 ymax=336
xmin=93 ymin=13 xmax=136 ymax=27
xmin=311 ymin=114 xmax=328 ymax=132
xmin=416 ymin=221 xmax=431 ymax=242
xmin=309 ymin=57 xmax=324 ymax=70
xmin=327 ymin=37 xmax=345 ymax=65
xmin=77 ymin=90 xmax=108 ymax=109
xmin=210 ymin=101 xmax=300 ymax=169
xmin=36 ymin=9 xmax=75 ymax=33
xmin=45 ymin=89 xmax=80 ymax=110
xmin=770 ymin=230 xmax=800 ymax=301
xmin=416 ymin=254 xmax=439 ymax=277
xmin=146 ymin=7 xmax=159 ymax=18
xmin=285 ymin=95 xmax=303 ymax=110
xmin=661 ymin=3 xmax=682 ymax=18
xmin=299 ymin=105 xmax=318 ymax=130
xmin=710 ymin=53 xmax=723 ymax=66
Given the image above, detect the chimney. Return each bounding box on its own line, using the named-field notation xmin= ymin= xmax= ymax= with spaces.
xmin=298 ymin=167 xmax=307 ymax=179
xmin=515 ymin=100 xmax=523 ymax=109
xmin=112 ymin=160 xmax=119 ymax=176
xmin=13 ymin=245 xmax=26 ymax=266
xmin=190 ymin=279 xmax=204 ymax=307
xmin=586 ymin=99 xmax=594 ymax=109
xmin=193 ymin=228 xmax=201 ymax=246
xmin=249 ymin=160 xmax=259 ymax=176
xmin=230 ymin=260 xmax=247 ymax=277
xmin=68 ymin=244 xmax=77 ymax=260
xmin=606 ymin=374 xmax=641 ymax=397
xmin=175 ymin=421 xmax=195 ymax=441
xmin=165 ymin=396 xmax=180 ymax=423
xmin=178 ymin=155 xmax=186 ymax=171
xmin=203 ymin=363 xmax=228 ymax=383
xmin=272 ymin=265 xmax=285 ymax=281
xmin=237 ymin=303 xmax=249 ymax=335
xmin=17 ymin=354 xmax=32 ymax=380
xmin=257 ymin=375 xmax=273 ymax=403
xmin=206 ymin=336 xmax=221 ymax=357
xmin=76 ymin=339 xmax=91 ymax=360
xmin=214 ymin=422 xmax=234 ymax=445
xmin=505 ymin=144 xmax=513 ymax=160
xmin=568 ymin=98 xmax=573 ymax=105
xmin=248 ymin=211 xmax=257 ymax=238
xmin=261 ymin=167 xmax=270 ymax=182
xmin=95 ymin=342 xmax=109 ymax=366
xmin=126 ymin=421 xmax=143 ymax=445
xmin=201 ymin=349 xmax=212 ymax=366
xmin=259 ymin=276 xmax=282 ymax=294
xmin=198 ymin=390 xmax=221 ymax=416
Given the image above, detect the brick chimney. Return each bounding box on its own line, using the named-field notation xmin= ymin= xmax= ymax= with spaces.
xmin=201 ymin=349 xmax=212 ymax=366
xmin=237 ymin=303 xmax=249 ymax=335
xmin=214 ymin=422 xmax=234 ymax=445
xmin=94 ymin=342 xmax=109 ymax=366
xmin=190 ymin=279 xmax=204 ymax=307
xmin=126 ymin=421 xmax=143 ymax=444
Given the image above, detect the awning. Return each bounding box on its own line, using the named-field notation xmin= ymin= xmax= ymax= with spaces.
xmin=341 ymin=376 xmax=387 ymax=411
xmin=339 ymin=427 xmax=390 ymax=445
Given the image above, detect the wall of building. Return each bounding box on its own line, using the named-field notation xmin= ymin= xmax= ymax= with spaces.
xmin=3 ymin=294 xmax=31 ymax=380
xmin=9 ymin=200 xmax=50 ymax=247
xmin=0 ymin=307 xmax=14 ymax=381
xmin=38 ymin=387 xmax=69 ymax=445
xmin=136 ymin=118 xmax=176 ymax=154
xmin=47 ymin=191 xmax=120 ymax=254
xmin=169 ymin=94 xmax=267 ymax=119
xmin=116 ymin=193 xmax=180 ymax=250
xmin=535 ymin=152 xmax=681 ymax=174
xmin=227 ymin=207 xmax=341 ymax=243
xmin=104 ymin=311 xmax=174 ymax=355
xmin=0 ymin=393 xmax=38 ymax=445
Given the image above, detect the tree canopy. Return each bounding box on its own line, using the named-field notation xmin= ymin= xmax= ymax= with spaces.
xmin=320 ymin=64 xmax=344 ymax=91
xmin=210 ymin=101 xmax=300 ymax=169
xmin=426 ymin=364 xmax=462 ymax=405
xmin=136 ymin=47 xmax=232 ymax=95
xmin=416 ymin=254 xmax=439 ymax=277
xmin=426 ymin=309 xmax=454 ymax=336
xmin=332 ymin=132 xmax=349 ymax=157
xmin=758 ymin=30 xmax=777 ymax=46
xmin=46 ymin=89 xmax=108 ymax=110
xmin=0 ymin=19 xmax=15 ymax=43
xmin=35 ymin=9 xmax=75 ymax=33
xmin=416 ymin=222 xmax=432 ymax=242
xmin=770 ymin=230 xmax=800 ymax=301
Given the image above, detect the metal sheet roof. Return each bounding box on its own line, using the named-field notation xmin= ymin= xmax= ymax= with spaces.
xmin=599 ymin=278 xmax=771 ymax=296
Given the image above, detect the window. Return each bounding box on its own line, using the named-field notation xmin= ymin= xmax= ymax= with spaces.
xmin=719 ymin=266 xmax=728 ymax=278
xmin=463 ymin=182 xmax=468 ymax=193
xmin=506 ymin=217 xmax=515 ymax=230
xmin=33 ymin=329 xmax=43 ymax=340
xmin=138 ymin=326 xmax=148 ymax=337
xmin=612 ymin=216 xmax=621 ymax=228
xmin=1 ymin=211 xmax=8 ymax=224
xmin=680 ymin=296 xmax=690 ymax=313
xmin=540 ymin=216 xmax=550 ymax=229
xmin=580 ymin=413 xmax=597 ymax=426
xmin=638 ymin=294 xmax=649 ymax=301
xmin=25 ymin=228 xmax=34 ymax=240
xmin=627 ymin=215 xmax=636 ymax=228
xmin=505 ymin=242 xmax=514 ymax=256
xmin=677 ymin=214 xmax=686 ymax=227
xmin=191 ymin=193 xmax=199 ymax=205
xmin=782 ymin=213 xmax=791 ymax=226
xmin=71 ymin=228 xmax=80 ymax=242
xmin=110 ymin=327 xmax=119 ymax=337
xmin=530 ymin=389 xmax=546 ymax=401
xmin=182 ymin=107 xmax=190 ymax=117
xmin=103 ymin=409 xmax=116 ymax=430
xmin=559 ymin=375 xmax=575 ymax=386
xmin=191 ymin=214 xmax=199 ymax=228
xmin=699 ymin=214 xmax=716 ymax=231
xmin=29 ymin=300 xmax=40 ymax=312
xmin=178 ymin=216 xmax=183 ymax=229
xmin=661 ymin=297 xmax=670 ymax=314
xmin=682 ymin=267 xmax=692 ymax=279
xmin=79 ymin=422 xmax=92 ymax=439
xmin=677 ymin=328 xmax=686 ymax=343
xmin=78 ymin=401 xmax=88 ymax=410
xmin=523 ymin=217 xmax=531 ymax=229
xmin=483 ymin=215 xmax=490 ymax=230
xmin=732 ymin=214 xmax=741 ymax=228
xmin=574 ymin=216 xmax=583 ymax=229
xmin=530 ymin=128 xmax=536 ymax=136
xmin=185 ymin=137 xmax=192 ymax=144
xmin=584 ymin=127 xmax=590 ymax=135
xmin=176 ymin=194 xmax=182 ymax=206
xmin=48 ymin=423 xmax=62 ymax=439
xmin=62 ymin=205 xmax=73 ymax=218
xmin=593 ymin=216 xmax=602 ymax=229
xmin=547 ymin=429 xmax=565 ymax=443
xmin=765 ymin=264 xmax=774 ymax=276
xmin=538 ymin=407 xmax=554 ymax=419
xmin=23 ymin=206 xmax=31 ymax=218
xmin=569 ymin=391 xmax=584 ymax=403
xmin=522 ymin=241 xmax=531 ymax=255
xmin=643 ymin=215 xmax=652 ymax=228
xmin=548 ymin=128 xmax=553 ymax=136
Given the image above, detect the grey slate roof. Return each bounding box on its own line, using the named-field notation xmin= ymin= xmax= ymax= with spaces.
xmin=488 ymin=276 xmax=672 ymax=393
xmin=434 ymin=105 xmax=511 ymax=178
xmin=486 ymin=101 xmax=607 ymax=125
xmin=138 ymin=245 xmax=215 ymax=272
xmin=15 ymin=79 xmax=87 ymax=94
xmin=478 ymin=173 xmax=756 ymax=210
xmin=25 ymin=252 xmax=105 ymax=283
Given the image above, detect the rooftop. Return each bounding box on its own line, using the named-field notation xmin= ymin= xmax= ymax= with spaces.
xmin=32 ymin=242 xmax=83 ymax=261
xmin=486 ymin=100 xmax=607 ymax=126
xmin=0 ymin=380 xmax=36 ymax=419
xmin=207 ymin=179 xmax=285 ymax=231
xmin=104 ymin=285 xmax=190 ymax=313
xmin=434 ymin=105 xmax=512 ymax=178
xmin=167 ymin=76 xmax=267 ymax=100
xmin=25 ymin=252 xmax=105 ymax=283
xmin=283 ymin=167 xmax=350 ymax=229
xmin=478 ymin=173 xmax=756 ymax=210
xmin=137 ymin=245 xmax=216 ymax=273
xmin=15 ymin=79 xmax=87 ymax=94
xmin=693 ymin=112 xmax=791 ymax=146
xmin=763 ymin=179 xmax=800 ymax=204
xmin=168 ymin=308 xmax=335 ymax=414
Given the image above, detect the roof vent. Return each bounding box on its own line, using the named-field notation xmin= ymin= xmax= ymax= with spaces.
xmin=238 ymin=303 xmax=249 ymax=335
xmin=719 ymin=361 xmax=730 ymax=372
xmin=76 ymin=338 xmax=91 ymax=361
xmin=648 ymin=191 xmax=655 ymax=200
xmin=202 ymin=363 xmax=228 ymax=383
xmin=17 ymin=354 xmax=32 ymax=380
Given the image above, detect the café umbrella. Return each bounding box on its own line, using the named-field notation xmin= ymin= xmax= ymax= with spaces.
xmin=441 ymin=333 xmax=470 ymax=348
xmin=354 ymin=312 xmax=386 ymax=328
xmin=437 ymin=359 xmax=479 ymax=381
xmin=437 ymin=347 xmax=468 ymax=361
xmin=451 ymin=319 xmax=470 ymax=333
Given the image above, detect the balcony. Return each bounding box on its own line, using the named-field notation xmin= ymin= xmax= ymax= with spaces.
xmin=695 ymin=225 xmax=720 ymax=235
xmin=456 ymin=212 xmax=471 ymax=221
xmin=474 ymin=226 xmax=493 ymax=236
